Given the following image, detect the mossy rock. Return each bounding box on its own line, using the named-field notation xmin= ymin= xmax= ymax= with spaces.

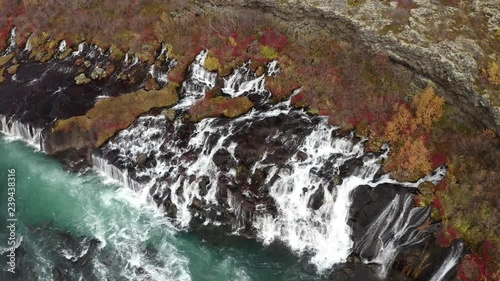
xmin=0 ymin=67 xmax=5 ymax=84
xmin=204 ymin=56 xmax=220 ymax=72
xmin=7 ymin=64 xmax=19 ymax=75
xmin=189 ymin=96 xmax=254 ymax=122
xmin=0 ymin=53 xmax=14 ymax=67
xmin=59 ymin=48 xmax=73 ymax=60
xmin=53 ymin=84 xmax=179 ymax=147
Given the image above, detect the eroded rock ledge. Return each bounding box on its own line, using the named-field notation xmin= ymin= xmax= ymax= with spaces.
xmin=195 ymin=0 xmax=500 ymax=134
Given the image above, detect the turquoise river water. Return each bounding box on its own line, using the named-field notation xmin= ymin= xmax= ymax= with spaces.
xmin=0 ymin=135 xmax=326 ymax=281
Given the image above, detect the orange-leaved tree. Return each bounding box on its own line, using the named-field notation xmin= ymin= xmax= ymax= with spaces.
xmin=383 ymin=87 xmax=445 ymax=181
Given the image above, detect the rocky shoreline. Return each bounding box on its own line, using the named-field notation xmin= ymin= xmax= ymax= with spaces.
xmin=1 ymin=0 xmax=498 ymax=279
xmin=1 ymin=43 xmax=459 ymax=280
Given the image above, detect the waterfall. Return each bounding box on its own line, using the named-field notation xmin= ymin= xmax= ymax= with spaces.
xmin=72 ymin=42 xmax=86 ymax=57
xmin=148 ymin=64 xmax=169 ymax=85
xmin=266 ymin=60 xmax=280 ymax=76
xmin=157 ymin=42 xmax=168 ymax=60
xmin=58 ymin=40 xmax=67 ymax=53
xmin=6 ymin=27 xmax=17 ymax=52
xmin=252 ymin=125 xmax=385 ymax=272
xmin=175 ymin=50 xmax=217 ymax=109
xmin=429 ymin=242 xmax=464 ymax=281
xmin=0 ymin=115 xmax=44 ymax=151
xmin=356 ymin=194 xmax=432 ymax=278
xmin=222 ymin=63 xmax=267 ymax=98
xmin=91 ymin=154 xmax=143 ymax=192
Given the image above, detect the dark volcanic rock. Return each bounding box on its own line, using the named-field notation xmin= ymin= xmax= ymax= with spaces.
xmin=348 ymin=183 xmax=408 ymax=243
xmin=307 ymin=185 xmax=324 ymax=210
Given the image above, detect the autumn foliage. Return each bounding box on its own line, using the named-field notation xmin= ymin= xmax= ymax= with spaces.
xmin=383 ymin=87 xmax=445 ymax=180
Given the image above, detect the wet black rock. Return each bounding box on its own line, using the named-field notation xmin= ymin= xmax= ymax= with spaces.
xmin=308 ymin=185 xmax=324 ymax=210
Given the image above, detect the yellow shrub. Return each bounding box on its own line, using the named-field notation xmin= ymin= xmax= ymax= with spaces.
xmin=229 ymin=37 xmax=237 ymax=47
xmin=261 ymin=45 xmax=278 ymax=60
xmin=384 ymin=104 xmax=416 ymax=144
xmin=482 ymin=61 xmax=500 ymax=85
xmin=388 ymin=137 xmax=432 ymax=181
xmin=204 ymin=56 xmax=221 ymax=72
xmin=413 ymin=87 xmax=445 ymax=129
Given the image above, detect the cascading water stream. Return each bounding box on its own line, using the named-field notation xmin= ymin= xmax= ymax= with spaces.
xmin=0 ymin=47 xmax=461 ymax=280
xmin=0 ymin=115 xmax=44 ymax=151
xmin=87 ymin=53 xmax=457 ymax=277
xmin=429 ymin=242 xmax=464 ymax=281
xmin=355 ymin=194 xmax=432 ymax=279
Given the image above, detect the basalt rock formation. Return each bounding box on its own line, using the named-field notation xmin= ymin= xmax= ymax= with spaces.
xmin=0 ymin=0 xmax=499 ymax=280
xmin=195 ymin=0 xmax=500 ymax=134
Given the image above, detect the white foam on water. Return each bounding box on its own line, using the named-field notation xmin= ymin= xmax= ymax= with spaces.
xmin=266 ymin=60 xmax=280 ymax=76
xmin=0 ymin=115 xmax=44 ymax=151
xmin=252 ymin=121 xmax=375 ymax=272
xmin=149 ymin=64 xmax=169 ymax=84
xmin=24 ymin=35 xmax=33 ymax=52
xmin=92 ymin=154 xmax=143 ymax=192
xmin=6 ymin=27 xmax=17 ymax=52
xmin=72 ymin=42 xmax=86 ymax=57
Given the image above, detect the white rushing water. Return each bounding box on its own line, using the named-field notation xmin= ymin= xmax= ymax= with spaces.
xmin=6 ymin=27 xmax=17 ymax=52
xmin=148 ymin=64 xmax=169 ymax=85
xmin=356 ymin=194 xmax=430 ymax=278
xmin=58 ymin=40 xmax=67 ymax=53
xmin=175 ymin=50 xmax=217 ymax=109
xmin=1 ymin=49 xmax=454 ymax=279
xmin=0 ymin=115 xmax=44 ymax=150
xmin=429 ymin=242 xmax=464 ymax=281
xmin=222 ymin=63 xmax=267 ymax=98
xmin=89 ymin=53 xmax=451 ymax=275
xmin=253 ymin=128 xmax=377 ymax=272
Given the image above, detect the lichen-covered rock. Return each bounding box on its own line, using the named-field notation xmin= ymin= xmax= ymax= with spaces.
xmin=0 ymin=67 xmax=5 ymax=84
xmin=0 ymin=53 xmax=14 ymax=67
xmin=52 ymin=84 xmax=179 ymax=148
xmin=161 ymin=109 xmax=176 ymax=121
xmin=75 ymin=73 xmax=91 ymax=85
xmin=90 ymin=67 xmax=106 ymax=80
xmin=198 ymin=0 xmax=500 ymax=133
xmin=189 ymin=96 xmax=254 ymax=122
xmin=7 ymin=64 xmax=19 ymax=75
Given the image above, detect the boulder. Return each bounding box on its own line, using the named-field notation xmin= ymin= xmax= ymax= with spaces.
xmin=161 ymin=109 xmax=176 ymax=121
xmin=74 ymin=73 xmax=91 ymax=85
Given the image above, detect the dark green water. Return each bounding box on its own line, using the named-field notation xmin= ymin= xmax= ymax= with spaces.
xmin=0 ymin=135 xmax=326 ymax=281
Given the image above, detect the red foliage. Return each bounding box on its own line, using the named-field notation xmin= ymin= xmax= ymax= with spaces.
xmin=457 ymin=250 xmax=494 ymax=281
xmin=290 ymin=92 xmax=304 ymax=105
xmin=433 ymin=196 xmax=445 ymax=216
xmin=347 ymin=117 xmax=361 ymax=127
xmin=436 ymin=224 xmax=459 ymax=247
xmin=259 ymin=28 xmax=288 ymax=51
xmin=431 ymin=152 xmax=447 ymax=168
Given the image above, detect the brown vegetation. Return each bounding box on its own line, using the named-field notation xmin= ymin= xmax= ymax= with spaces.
xmin=189 ymin=96 xmax=254 ymax=122
xmin=54 ymin=84 xmax=178 ymax=147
